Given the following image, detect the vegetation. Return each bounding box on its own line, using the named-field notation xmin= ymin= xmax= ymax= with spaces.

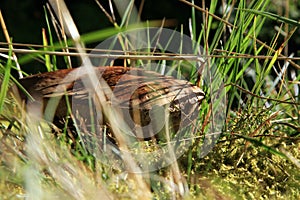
xmin=0 ymin=0 xmax=299 ymax=199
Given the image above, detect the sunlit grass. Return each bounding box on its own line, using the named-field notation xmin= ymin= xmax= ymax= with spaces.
xmin=0 ymin=0 xmax=300 ymax=199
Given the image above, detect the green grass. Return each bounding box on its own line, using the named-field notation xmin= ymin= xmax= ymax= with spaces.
xmin=0 ymin=0 xmax=300 ymax=199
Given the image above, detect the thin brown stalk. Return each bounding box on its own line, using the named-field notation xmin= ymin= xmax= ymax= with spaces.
xmin=95 ymin=0 xmax=115 ymax=25
xmin=0 ymin=10 xmax=22 ymax=78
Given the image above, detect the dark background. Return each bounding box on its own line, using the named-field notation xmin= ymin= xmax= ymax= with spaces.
xmin=0 ymin=0 xmax=299 ymax=74
xmin=0 ymin=0 xmax=201 ymax=73
xmin=0 ymin=0 xmax=196 ymax=44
